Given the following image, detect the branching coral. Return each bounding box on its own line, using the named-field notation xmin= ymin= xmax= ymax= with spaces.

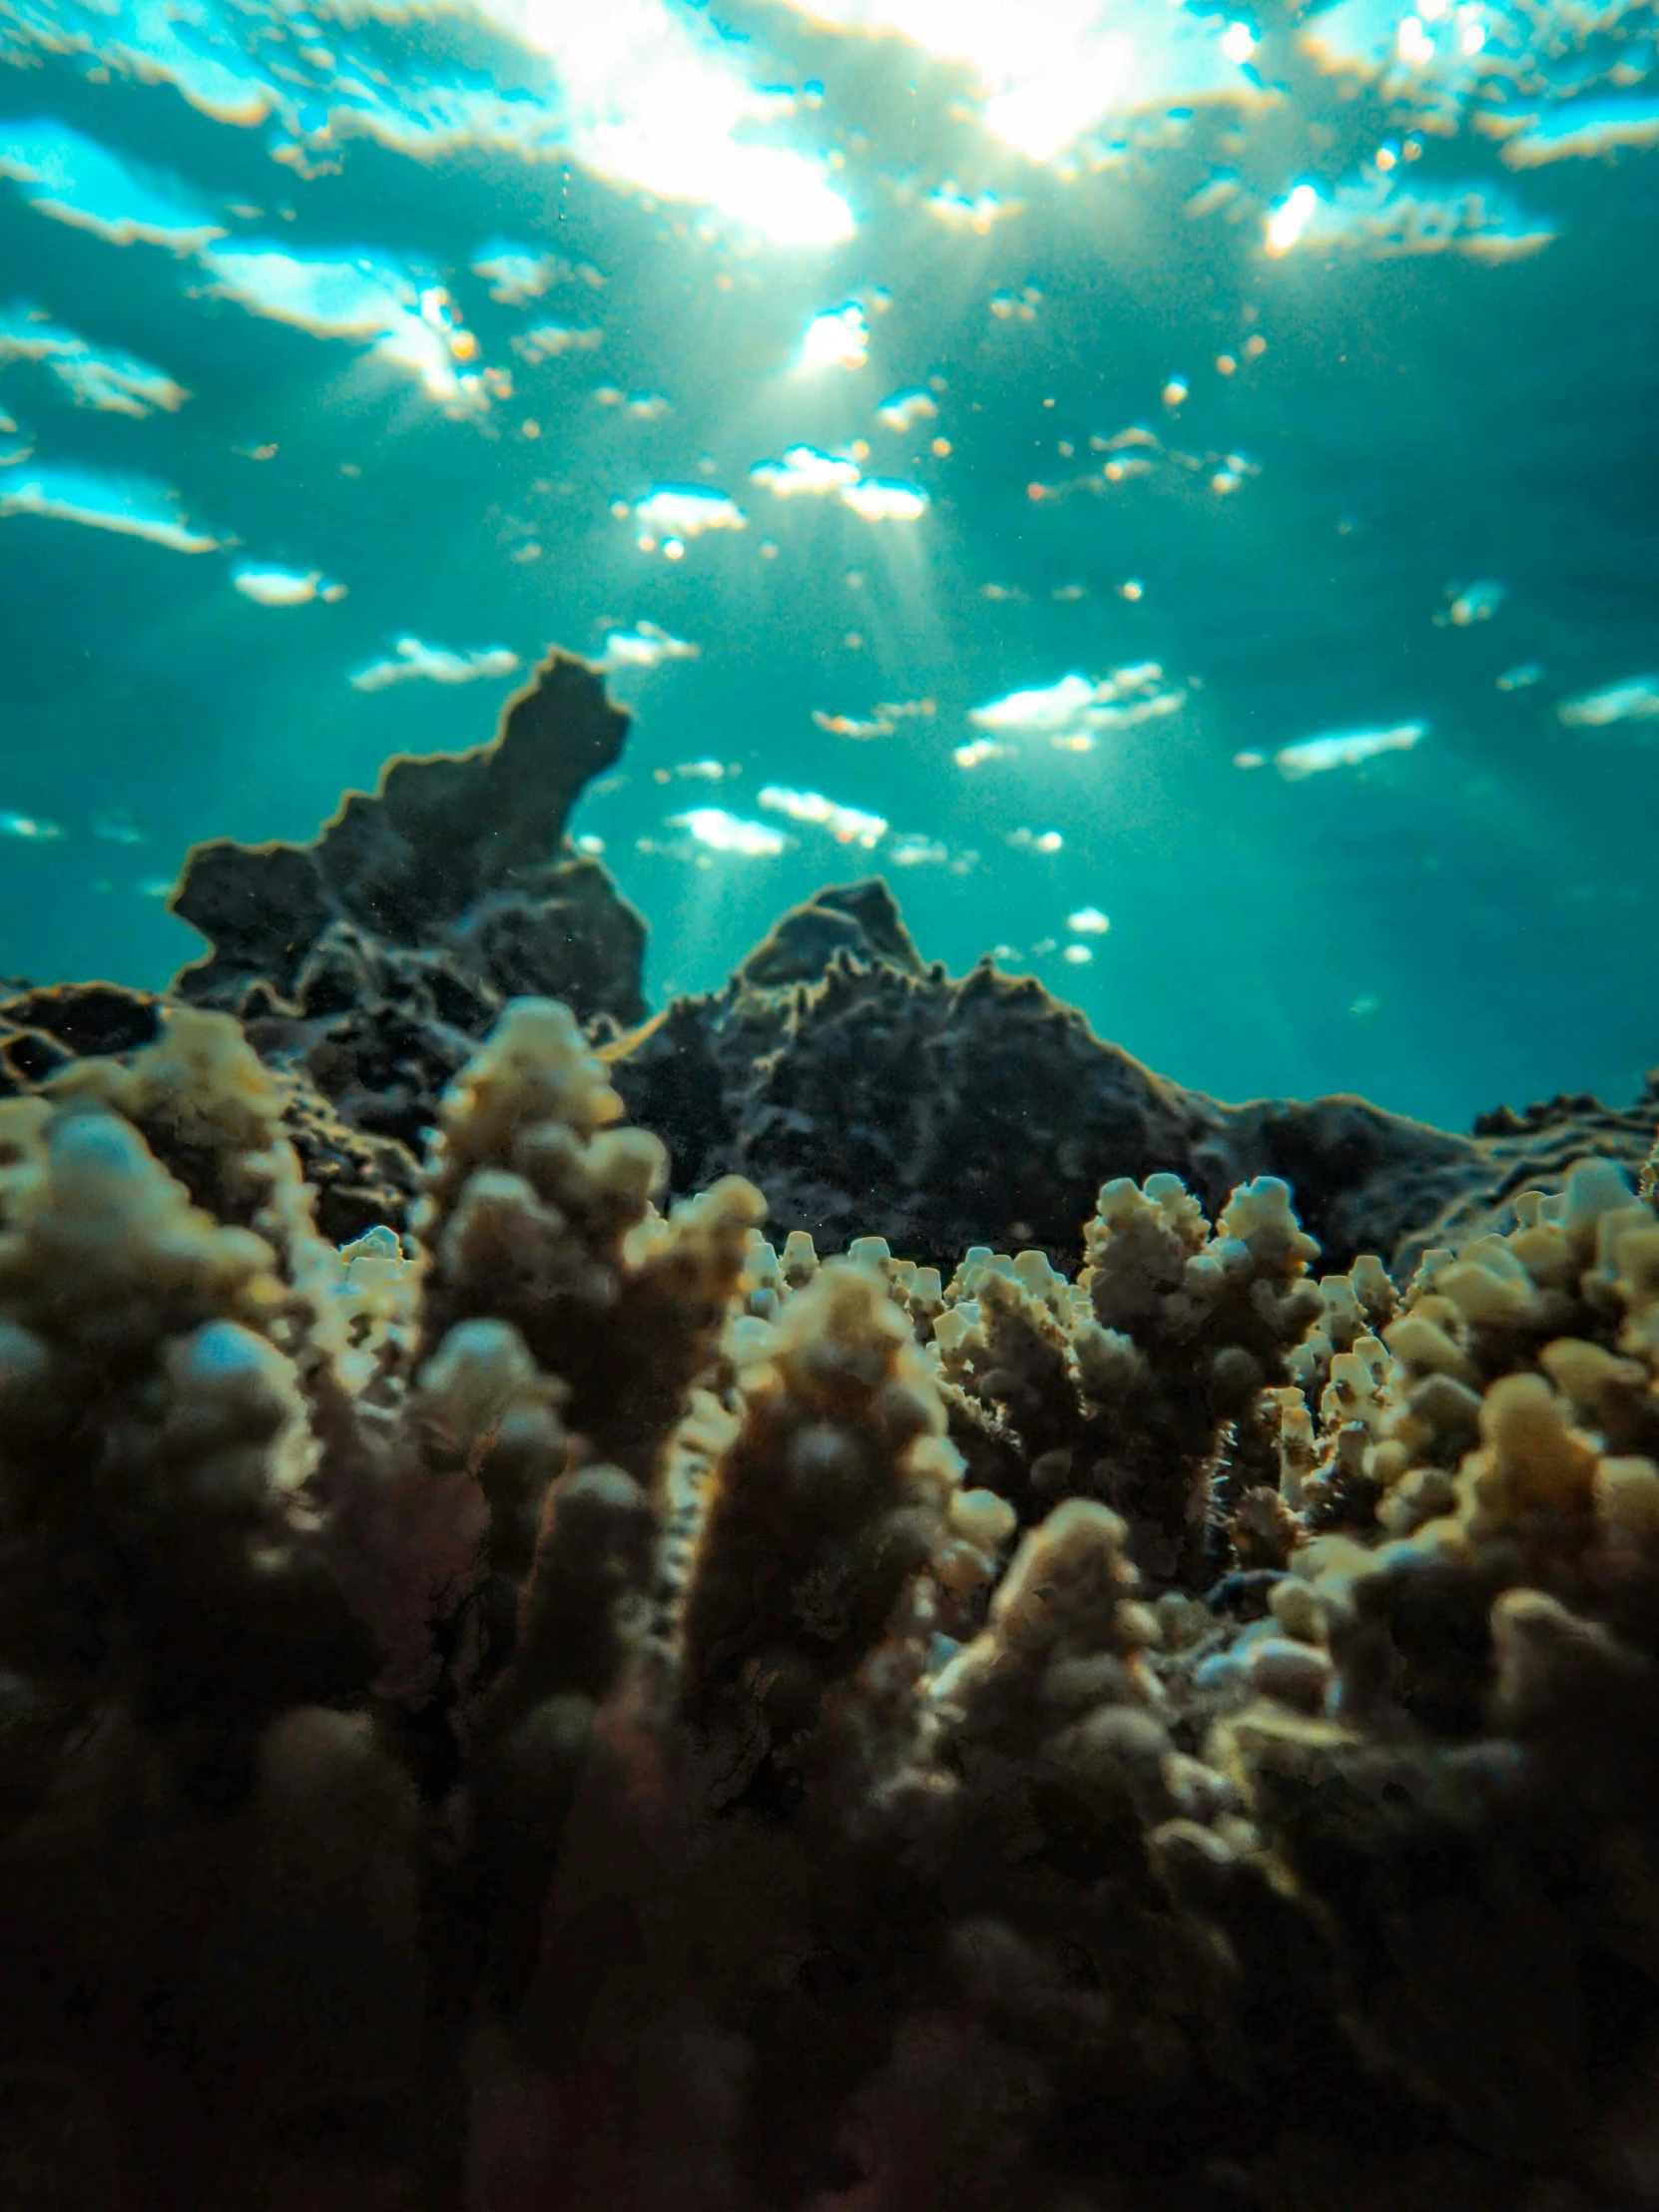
xmin=0 ymin=978 xmax=415 ymax=1241
xmin=677 ymin=1258 xmax=965 ymax=1808
xmin=0 ymin=1039 xmax=427 ymax=2205
xmin=925 ymin=1172 xmax=1322 ymax=1581
xmin=0 ymin=1054 xmax=366 ymax=1747
xmin=3 ymin=873 xmax=1659 ymax=2212
xmin=416 ymin=992 xmax=764 ymax=1490
xmin=1195 ymin=1160 xmax=1659 ymax=2174
xmin=0 ymin=991 xmax=756 ymax=2203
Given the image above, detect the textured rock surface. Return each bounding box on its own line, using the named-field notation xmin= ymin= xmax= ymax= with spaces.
xmin=612 ymin=881 xmax=1659 ymax=1281
xmin=170 ymin=649 xmax=648 ymax=1150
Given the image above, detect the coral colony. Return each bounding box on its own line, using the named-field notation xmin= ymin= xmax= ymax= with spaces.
xmin=1 ymin=652 xmax=1658 ymax=2209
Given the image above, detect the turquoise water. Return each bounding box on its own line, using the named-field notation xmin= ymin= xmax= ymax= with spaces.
xmin=1 ymin=0 xmax=1656 ymax=1130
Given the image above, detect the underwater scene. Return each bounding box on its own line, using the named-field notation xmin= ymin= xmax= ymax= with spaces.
xmin=2 ymin=0 xmax=1658 ymax=1121
xmin=5 ymin=1 xmax=1659 ymax=2208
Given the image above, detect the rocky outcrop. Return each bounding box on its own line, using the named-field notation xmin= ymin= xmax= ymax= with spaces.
xmin=611 ymin=881 xmax=1657 ymax=1280
xmin=169 ymin=649 xmax=647 ymax=1150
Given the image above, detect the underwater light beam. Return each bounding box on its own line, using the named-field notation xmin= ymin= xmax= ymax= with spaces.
xmin=983 ymin=29 xmax=1134 ymax=162
xmin=779 ymin=0 xmax=1265 ymax=161
xmin=489 ymin=0 xmax=854 ymax=245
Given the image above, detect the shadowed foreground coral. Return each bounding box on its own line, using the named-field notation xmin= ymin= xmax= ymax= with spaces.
xmin=3 ymin=987 xmax=1659 ymax=2211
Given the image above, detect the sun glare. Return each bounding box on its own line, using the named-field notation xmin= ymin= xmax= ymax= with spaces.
xmin=983 ymin=31 xmax=1135 ymax=162
xmin=797 ymin=302 xmax=870 ymax=373
xmin=1265 ymin=181 xmax=1319 ymax=254
xmin=495 ymin=0 xmax=854 ymax=244
xmin=784 ymin=0 xmax=1235 ymax=161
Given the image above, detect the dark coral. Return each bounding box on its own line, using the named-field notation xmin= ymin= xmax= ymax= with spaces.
xmin=613 ymin=885 xmax=1657 ymax=1282
xmin=171 ymin=648 xmax=647 ymax=1151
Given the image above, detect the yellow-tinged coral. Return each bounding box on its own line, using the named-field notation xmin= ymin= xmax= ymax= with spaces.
xmin=420 ymin=995 xmax=630 ymax=1212
xmin=931 ymin=1498 xmax=1164 ymax=1799
xmin=1276 ymin=1156 xmax=1659 ymax=1577
xmin=2 ymin=964 xmax=1658 ymax=2212
xmin=46 ymin=999 xmax=288 ymax=1172
xmin=0 ymin=1093 xmax=368 ymax=1756
xmin=416 ymin=995 xmax=764 ymax=1491
xmin=922 ymin=1172 xmax=1325 ymax=1583
xmin=678 ymin=1259 xmax=964 ymax=1803
xmin=1187 ymin=1144 xmax=1659 ymax=2166
xmin=0 ymin=1102 xmax=282 ymax=1347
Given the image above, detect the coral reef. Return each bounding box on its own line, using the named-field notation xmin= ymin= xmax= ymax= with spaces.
xmin=128 ymin=654 xmax=1653 ymax=1279
xmin=919 ymin=1171 xmax=1323 ymax=1582
xmin=363 ymin=888 xmax=1659 ymax=1270
xmin=0 ymin=979 xmax=414 ymax=1242
xmin=614 ymin=882 xmax=1658 ymax=1281
xmin=2 ymin=645 xmax=1658 ymax=2208
xmin=1207 ymin=1157 xmax=1659 ymax=2175
xmin=0 ymin=969 xmax=1655 ymax=2209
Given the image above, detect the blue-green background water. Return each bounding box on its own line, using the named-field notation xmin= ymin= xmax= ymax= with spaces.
xmin=2 ymin=0 xmax=1656 ymax=1130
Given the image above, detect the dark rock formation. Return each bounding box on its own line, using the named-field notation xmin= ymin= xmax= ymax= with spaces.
xmin=138 ymin=646 xmax=1653 ymax=1276
xmin=0 ymin=980 xmax=161 ymax=1087
xmin=2 ymin=645 xmax=1648 ymax=1283
xmin=170 ymin=649 xmax=647 ymax=1151
xmin=611 ymin=881 xmax=1658 ymax=1280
